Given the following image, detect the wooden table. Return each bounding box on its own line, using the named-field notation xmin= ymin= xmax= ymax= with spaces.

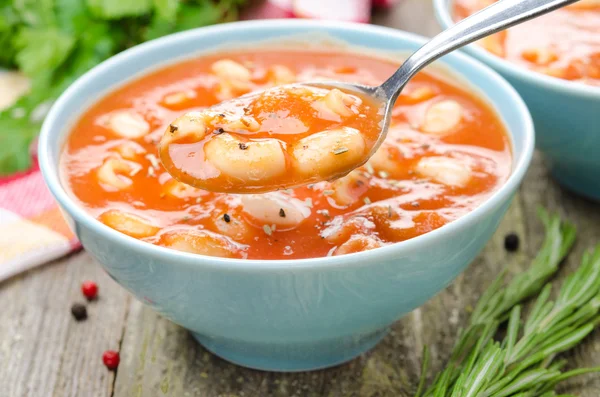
xmin=1 ymin=1 xmax=599 ymax=396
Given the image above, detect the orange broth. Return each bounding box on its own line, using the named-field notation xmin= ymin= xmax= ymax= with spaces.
xmin=60 ymin=49 xmax=512 ymax=259
xmin=454 ymin=0 xmax=600 ymax=86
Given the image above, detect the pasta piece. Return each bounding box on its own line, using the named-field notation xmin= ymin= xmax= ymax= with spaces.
xmin=162 ymin=90 xmax=196 ymax=106
xmin=211 ymin=59 xmax=252 ymax=82
xmin=211 ymin=59 xmax=252 ymax=93
xmin=212 ymin=211 xmax=252 ymax=241
xmin=162 ymin=112 xmax=208 ymax=146
xmin=219 ymin=115 xmax=260 ymax=133
xmin=421 ymin=100 xmax=463 ymax=135
xmin=114 ymin=141 xmax=146 ymax=160
xmin=313 ymin=88 xmax=360 ymax=118
xmin=99 ymin=209 xmax=160 ymax=238
xmin=205 ymin=134 xmax=287 ymax=183
xmin=367 ymin=144 xmax=401 ymax=177
xmin=100 ymin=110 xmax=150 ymax=139
xmin=400 ymin=86 xmax=437 ymax=104
xmin=334 ymin=235 xmax=384 ymax=256
xmin=415 ymin=156 xmax=471 ymax=187
xmin=292 ymin=127 xmax=366 ymax=178
xmin=158 ymin=229 xmax=245 ymax=258
xmin=97 ymin=158 xmax=141 ymax=190
xmin=267 ymin=65 xmax=296 ymax=86
xmin=329 ymin=170 xmax=370 ymax=206
xmin=241 ymin=193 xmax=311 ymax=229
xmin=321 ymin=215 xmax=376 ymax=244
xmin=163 ymin=179 xmax=204 ymax=199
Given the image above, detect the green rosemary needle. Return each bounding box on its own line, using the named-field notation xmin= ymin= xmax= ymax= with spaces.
xmin=418 ymin=209 xmax=600 ymax=397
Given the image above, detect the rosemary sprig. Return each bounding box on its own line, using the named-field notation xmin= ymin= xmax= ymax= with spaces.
xmin=419 ymin=209 xmax=600 ymax=396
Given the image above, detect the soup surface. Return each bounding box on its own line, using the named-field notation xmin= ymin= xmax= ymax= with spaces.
xmin=61 ymin=49 xmax=512 ymax=259
xmin=454 ymin=0 xmax=600 ymax=86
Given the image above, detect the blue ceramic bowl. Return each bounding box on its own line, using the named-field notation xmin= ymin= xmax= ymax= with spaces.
xmin=39 ymin=20 xmax=534 ymax=372
xmin=434 ymin=0 xmax=600 ymax=200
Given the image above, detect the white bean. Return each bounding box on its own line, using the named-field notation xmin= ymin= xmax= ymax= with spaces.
xmin=101 ymin=110 xmax=150 ymax=139
xmin=314 ymin=88 xmax=359 ymax=118
xmin=162 ymin=112 xmax=208 ymax=146
xmin=211 ymin=59 xmax=252 ymax=82
xmin=322 ymin=215 xmax=375 ymax=244
xmin=159 ymin=229 xmax=244 ymax=258
xmin=269 ymin=65 xmax=296 ymax=86
xmin=212 ymin=211 xmax=251 ymax=241
xmin=334 ymin=235 xmax=383 ymax=256
xmin=415 ymin=156 xmax=471 ymax=187
xmin=162 ymin=90 xmax=196 ymax=106
xmin=114 ymin=141 xmax=146 ymax=160
xmin=292 ymin=127 xmax=366 ymax=179
xmin=99 ymin=209 xmax=160 ymax=238
xmin=212 ymin=60 xmax=252 ymax=93
xmin=241 ymin=192 xmax=310 ymax=229
xmin=367 ymin=144 xmax=400 ymax=176
xmin=401 ymin=86 xmax=437 ymax=104
xmin=330 ymin=170 xmax=369 ymax=206
xmin=219 ymin=115 xmax=260 ymax=133
xmin=205 ymin=133 xmax=286 ymax=183
xmin=421 ymin=100 xmax=463 ymax=135
xmin=97 ymin=158 xmax=141 ymax=190
xmin=163 ymin=179 xmax=204 ymax=199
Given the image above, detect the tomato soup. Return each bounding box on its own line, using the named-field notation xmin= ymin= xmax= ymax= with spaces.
xmin=60 ymin=49 xmax=512 ymax=259
xmin=454 ymin=0 xmax=600 ymax=86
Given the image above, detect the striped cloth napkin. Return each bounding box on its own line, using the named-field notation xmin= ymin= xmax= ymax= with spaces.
xmin=0 ymin=0 xmax=400 ymax=281
xmin=0 ymin=155 xmax=80 ymax=281
xmin=0 ymin=71 xmax=79 ymax=281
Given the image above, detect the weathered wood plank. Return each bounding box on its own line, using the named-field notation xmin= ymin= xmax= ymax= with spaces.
xmin=0 ymin=252 xmax=130 ymax=397
xmin=518 ymin=153 xmax=600 ymax=396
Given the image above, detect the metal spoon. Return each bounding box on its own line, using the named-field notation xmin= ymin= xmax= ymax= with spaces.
xmin=309 ymin=0 xmax=579 ymax=159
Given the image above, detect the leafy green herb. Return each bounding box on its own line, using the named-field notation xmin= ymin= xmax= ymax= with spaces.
xmin=0 ymin=0 xmax=247 ymax=175
xmin=418 ymin=209 xmax=600 ymax=396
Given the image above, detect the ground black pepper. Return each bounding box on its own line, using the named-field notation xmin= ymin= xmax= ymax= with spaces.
xmin=71 ymin=303 xmax=87 ymax=321
xmin=504 ymin=233 xmax=520 ymax=252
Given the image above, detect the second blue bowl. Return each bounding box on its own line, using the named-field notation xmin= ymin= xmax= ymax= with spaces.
xmin=434 ymin=0 xmax=600 ymax=200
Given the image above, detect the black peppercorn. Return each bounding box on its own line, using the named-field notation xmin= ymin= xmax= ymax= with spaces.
xmin=223 ymin=213 xmax=231 ymax=223
xmin=504 ymin=233 xmax=520 ymax=252
xmin=71 ymin=303 xmax=88 ymax=321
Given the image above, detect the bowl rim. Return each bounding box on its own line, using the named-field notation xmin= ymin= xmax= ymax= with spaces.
xmin=433 ymin=0 xmax=600 ymax=99
xmin=38 ymin=18 xmax=535 ymax=271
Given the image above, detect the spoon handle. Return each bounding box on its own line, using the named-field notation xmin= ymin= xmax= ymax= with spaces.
xmin=379 ymin=0 xmax=580 ymax=100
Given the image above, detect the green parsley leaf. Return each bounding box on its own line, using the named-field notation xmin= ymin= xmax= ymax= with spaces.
xmin=87 ymin=0 xmax=153 ymax=19
xmin=13 ymin=27 xmax=76 ymax=78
